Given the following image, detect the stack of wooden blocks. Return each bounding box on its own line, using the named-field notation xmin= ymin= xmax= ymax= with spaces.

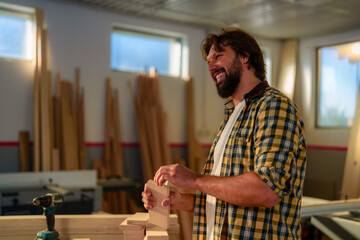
xmin=120 ymin=212 xmax=179 ymax=240
xmin=120 ymin=180 xmax=177 ymax=240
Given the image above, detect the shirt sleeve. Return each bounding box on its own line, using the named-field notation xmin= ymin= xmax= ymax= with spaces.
xmin=252 ymin=95 xmax=301 ymax=198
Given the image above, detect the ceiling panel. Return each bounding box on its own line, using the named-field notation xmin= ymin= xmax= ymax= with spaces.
xmin=51 ymin=0 xmax=360 ymax=39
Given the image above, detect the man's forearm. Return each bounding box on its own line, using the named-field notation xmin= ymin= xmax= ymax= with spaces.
xmin=195 ymin=172 xmax=279 ymax=208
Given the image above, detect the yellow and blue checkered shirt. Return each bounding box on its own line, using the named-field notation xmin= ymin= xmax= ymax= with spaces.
xmin=193 ymin=81 xmax=306 ymax=239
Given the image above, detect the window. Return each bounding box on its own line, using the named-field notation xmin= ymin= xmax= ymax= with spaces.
xmin=317 ymin=41 xmax=360 ymax=127
xmin=0 ymin=4 xmax=34 ymax=60
xmin=111 ymin=28 xmax=184 ymax=77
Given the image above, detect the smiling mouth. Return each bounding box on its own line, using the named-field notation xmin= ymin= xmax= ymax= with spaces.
xmin=213 ymin=70 xmax=226 ymax=85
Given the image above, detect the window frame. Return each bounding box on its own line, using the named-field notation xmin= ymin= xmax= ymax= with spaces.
xmin=0 ymin=2 xmax=35 ymax=62
xmin=110 ymin=24 xmax=188 ymax=78
xmin=315 ymin=41 xmax=360 ymax=129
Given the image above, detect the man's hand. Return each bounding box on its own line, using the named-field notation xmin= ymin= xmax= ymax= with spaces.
xmin=141 ymin=182 xmax=195 ymax=211
xmin=154 ymin=163 xmax=202 ymax=190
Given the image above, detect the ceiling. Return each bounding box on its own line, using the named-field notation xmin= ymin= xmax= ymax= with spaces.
xmin=52 ymin=0 xmax=360 ymax=39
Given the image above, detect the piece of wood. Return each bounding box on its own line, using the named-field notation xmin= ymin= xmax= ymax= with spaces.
xmin=33 ymin=8 xmax=43 ymax=172
xmin=112 ymin=89 xmax=123 ymax=177
xmin=48 ymin=71 xmax=55 ymax=170
xmin=52 ymin=148 xmax=60 ymax=171
xmin=147 ymin=180 xmax=170 ymax=229
xmin=341 ymin=86 xmax=360 ymax=199
xmin=104 ymin=78 xmax=113 ymax=177
xmin=19 ymin=131 xmax=30 ymax=171
xmin=145 ymin=226 xmax=169 ymax=240
xmin=60 ymin=81 xmax=78 ymax=170
xmin=128 ymin=81 xmax=153 ymax=182
xmin=40 ymin=29 xmax=52 ymax=172
xmin=125 ymin=212 xmax=149 ymax=226
xmin=54 ymin=73 xmax=62 ymax=169
xmin=76 ymin=68 xmax=86 ymax=170
xmin=119 ymin=218 xmax=144 ymax=231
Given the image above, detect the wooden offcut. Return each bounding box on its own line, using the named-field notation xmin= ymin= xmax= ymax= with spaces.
xmin=19 ymin=131 xmax=30 ymax=172
xmin=147 ymin=180 xmax=170 ymax=229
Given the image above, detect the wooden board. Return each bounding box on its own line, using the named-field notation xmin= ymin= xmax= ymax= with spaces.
xmin=128 ymin=80 xmax=153 ymax=182
xmin=33 ymin=8 xmax=43 ymax=172
xmin=76 ymin=67 xmax=86 ymax=170
xmin=341 ymin=87 xmax=360 ymax=199
xmin=147 ymin=180 xmax=170 ymax=229
xmin=40 ymin=29 xmax=52 ymax=171
xmin=19 ymin=131 xmax=30 ymax=171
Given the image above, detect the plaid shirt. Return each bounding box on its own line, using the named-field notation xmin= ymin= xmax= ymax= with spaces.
xmin=192 ymin=81 xmax=306 ymax=239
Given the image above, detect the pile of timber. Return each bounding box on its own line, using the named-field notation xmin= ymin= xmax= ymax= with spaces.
xmin=31 ymin=8 xmax=85 ymax=172
xmin=128 ymin=73 xmax=172 ymax=182
xmin=0 ymin=213 xmax=180 ymax=240
xmin=92 ymin=78 xmax=130 ymax=214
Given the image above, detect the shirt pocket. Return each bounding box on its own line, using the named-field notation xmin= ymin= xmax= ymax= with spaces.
xmin=232 ymin=130 xmax=254 ymax=175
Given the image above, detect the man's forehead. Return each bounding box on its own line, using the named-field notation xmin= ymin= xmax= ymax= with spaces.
xmin=207 ymin=44 xmax=228 ymax=58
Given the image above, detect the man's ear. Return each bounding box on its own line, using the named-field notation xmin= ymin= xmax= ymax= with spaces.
xmin=240 ymin=52 xmax=250 ymax=64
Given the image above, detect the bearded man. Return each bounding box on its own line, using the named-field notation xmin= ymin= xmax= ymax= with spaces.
xmin=142 ymin=28 xmax=307 ymax=240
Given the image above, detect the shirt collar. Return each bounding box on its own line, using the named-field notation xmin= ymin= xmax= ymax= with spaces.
xmin=242 ymin=80 xmax=270 ymax=100
xmin=224 ymin=80 xmax=270 ymax=110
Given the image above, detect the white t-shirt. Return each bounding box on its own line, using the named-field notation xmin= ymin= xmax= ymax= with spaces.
xmin=206 ymin=100 xmax=245 ymax=240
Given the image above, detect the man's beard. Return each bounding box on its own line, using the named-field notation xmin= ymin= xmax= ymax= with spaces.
xmin=216 ymin=59 xmax=243 ymax=98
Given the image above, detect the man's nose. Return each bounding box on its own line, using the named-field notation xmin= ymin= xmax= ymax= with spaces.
xmin=208 ymin=61 xmax=216 ymax=72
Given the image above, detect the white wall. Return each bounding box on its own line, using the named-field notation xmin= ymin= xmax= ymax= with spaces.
xmin=296 ymin=28 xmax=360 ymax=147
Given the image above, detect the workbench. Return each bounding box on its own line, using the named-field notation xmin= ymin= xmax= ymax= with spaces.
xmin=0 ymin=213 xmax=180 ymax=240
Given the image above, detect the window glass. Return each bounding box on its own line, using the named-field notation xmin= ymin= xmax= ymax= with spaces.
xmin=0 ymin=8 xmax=34 ymax=60
xmin=317 ymin=42 xmax=360 ymax=127
xmin=111 ymin=29 xmax=182 ymax=77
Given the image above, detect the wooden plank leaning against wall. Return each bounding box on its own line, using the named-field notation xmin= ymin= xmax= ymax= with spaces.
xmin=32 ymin=8 xmax=85 ymax=172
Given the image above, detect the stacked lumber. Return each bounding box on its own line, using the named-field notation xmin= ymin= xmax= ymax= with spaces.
xmin=93 ymin=78 xmax=128 ymax=214
xmin=32 ymin=8 xmax=85 ymax=172
xmin=128 ymin=72 xmax=172 ymax=182
xmin=32 ymin=67 xmax=85 ymax=172
xmin=119 ymin=212 xmax=179 ymax=240
xmin=0 ymin=214 xmax=179 ymax=240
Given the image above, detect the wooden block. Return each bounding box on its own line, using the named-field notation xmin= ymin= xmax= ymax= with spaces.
xmin=119 ymin=218 xmax=144 ymax=231
xmin=126 ymin=212 xmax=149 ymax=226
xmin=145 ymin=226 xmax=169 ymax=240
xmin=120 ymin=218 xmax=145 ymax=239
xmin=147 ymin=180 xmax=170 ymax=229
xmin=123 ymin=228 xmax=145 ymax=240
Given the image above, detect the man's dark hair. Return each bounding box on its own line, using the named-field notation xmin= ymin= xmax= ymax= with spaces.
xmin=201 ymin=28 xmax=266 ymax=81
